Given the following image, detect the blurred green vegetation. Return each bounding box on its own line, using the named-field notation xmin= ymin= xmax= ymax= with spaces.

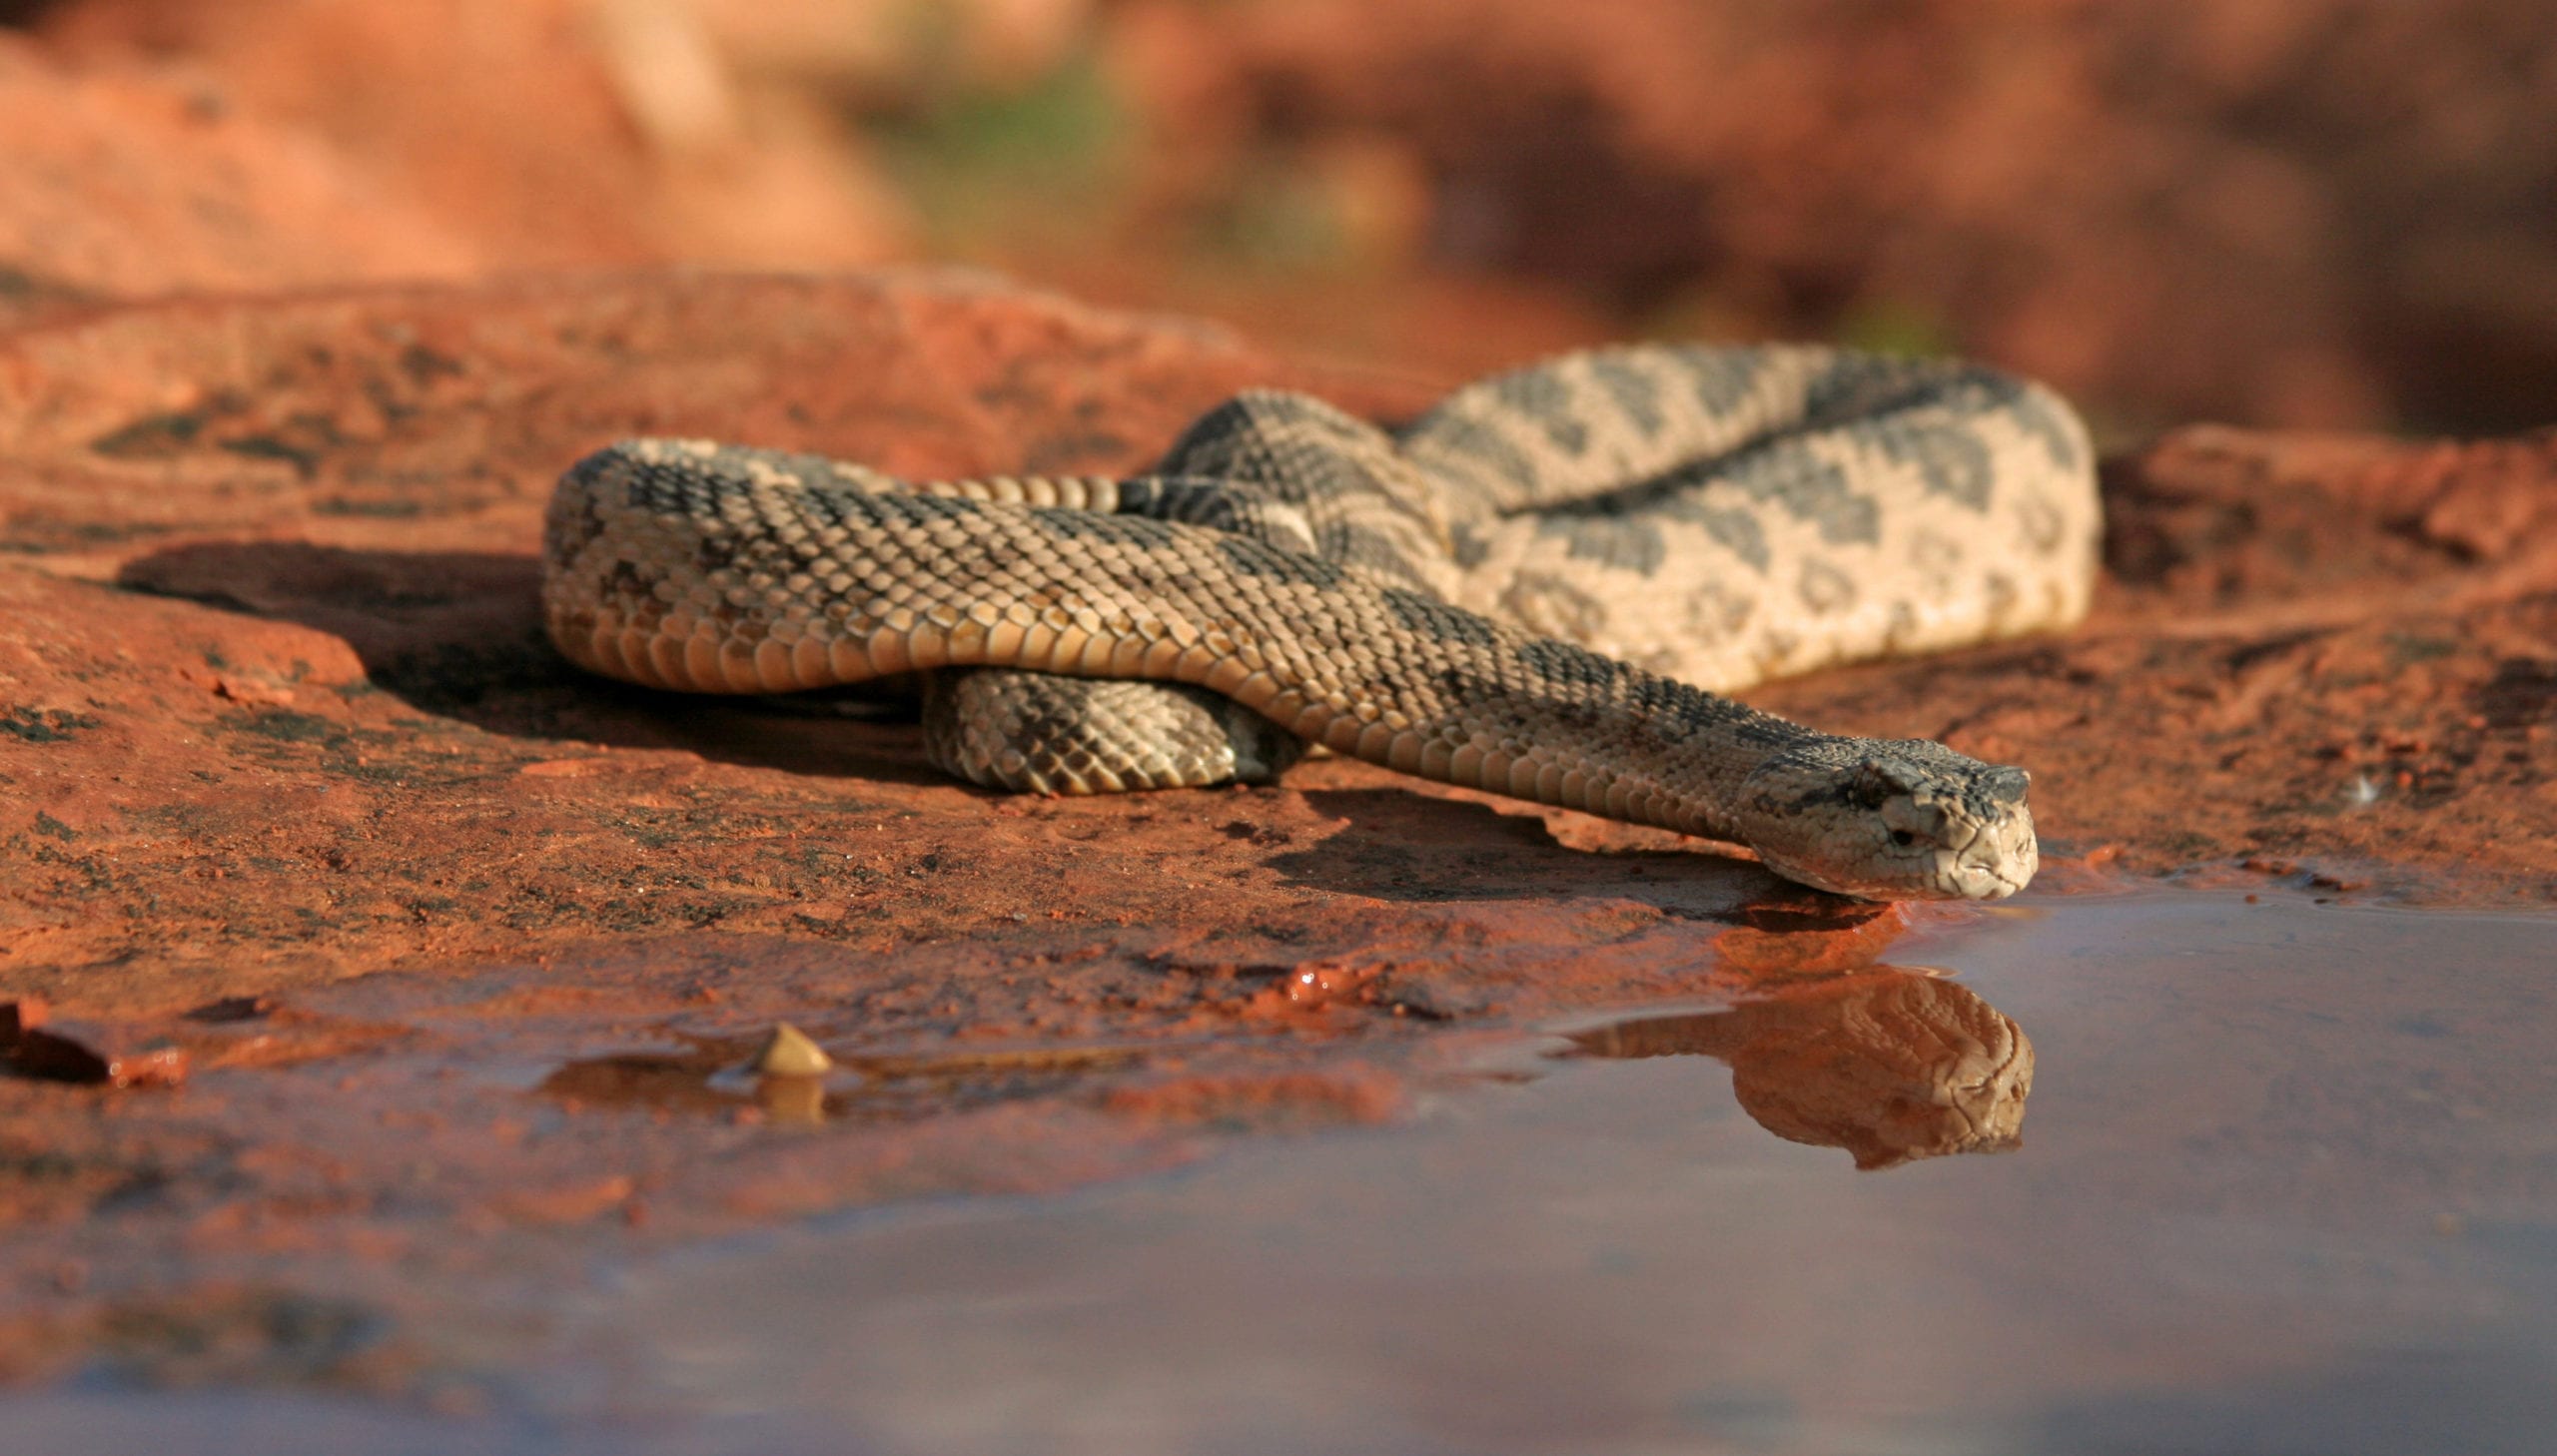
xmin=1186 ymin=156 xmax=1363 ymax=276
xmin=861 ymin=47 xmax=1129 ymax=250
xmin=1832 ymin=299 xmax=1957 ymax=359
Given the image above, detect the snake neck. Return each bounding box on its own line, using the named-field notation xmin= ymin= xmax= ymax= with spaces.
xmin=1276 ymin=619 xmax=1831 ymax=848
xmin=1573 ymin=688 xmax=1832 ymax=846
xmin=1292 ymin=632 xmax=2036 ymax=903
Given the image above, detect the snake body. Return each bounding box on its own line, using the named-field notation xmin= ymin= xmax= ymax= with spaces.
xmin=541 ymin=346 xmax=2099 ymax=900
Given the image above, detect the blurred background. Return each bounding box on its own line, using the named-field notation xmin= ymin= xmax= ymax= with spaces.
xmin=4 ymin=0 xmax=2555 ymax=436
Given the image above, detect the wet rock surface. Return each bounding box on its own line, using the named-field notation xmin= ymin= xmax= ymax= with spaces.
xmin=0 ymin=269 xmax=2552 ymax=1397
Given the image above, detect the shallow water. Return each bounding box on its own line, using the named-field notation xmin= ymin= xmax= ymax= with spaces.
xmin=11 ymin=891 xmax=2557 ymax=1454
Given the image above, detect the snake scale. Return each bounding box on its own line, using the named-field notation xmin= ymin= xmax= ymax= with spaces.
xmin=541 ymin=345 xmax=2100 ymax=901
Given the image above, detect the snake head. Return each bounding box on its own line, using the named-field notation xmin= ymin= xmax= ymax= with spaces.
xmin=1739 ymin=739 xmax=2039 ymax=902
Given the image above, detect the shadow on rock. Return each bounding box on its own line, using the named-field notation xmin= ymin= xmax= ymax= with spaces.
xmin=112 ymin=539 xmax=951 ymax=786
xmin=1271 ymin=785 xmax=1791 ymax=917
xmin=1560 ymin=971 xmax=2034 ymax=1169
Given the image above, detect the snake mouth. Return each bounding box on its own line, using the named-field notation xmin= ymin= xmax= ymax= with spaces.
xmin=1937 ymin=811 xmax=2039 ymax=900
xmin=1948 ymin=863 xmax=2028 ymax=900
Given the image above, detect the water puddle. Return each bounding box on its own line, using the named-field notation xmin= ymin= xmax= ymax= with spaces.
xmin=7 ymin=890 xmax=2554 ymax=1454
xmin=567 ymin=891 xmax=2557 ymax=1455
xmin=537 ymin=1039 xmax=1149 ymax=1125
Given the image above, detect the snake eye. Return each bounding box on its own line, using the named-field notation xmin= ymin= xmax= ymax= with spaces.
xmin=1888 ymin=829 xmax=1919 ymax=848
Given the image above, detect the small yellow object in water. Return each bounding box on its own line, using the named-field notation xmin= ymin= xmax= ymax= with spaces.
xmin=756 ymin=1073 xmax=827 ymax=1125
xmin=755 ymin=1023 xmax=834 ymax=1078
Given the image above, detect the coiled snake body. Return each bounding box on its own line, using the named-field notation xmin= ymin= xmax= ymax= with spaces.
xmin=542 ymin=346 xmax=2099 ymax=900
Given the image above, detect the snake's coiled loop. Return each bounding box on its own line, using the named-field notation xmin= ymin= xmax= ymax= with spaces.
xmin=541 ymin=345 xmax=2099 ymax=900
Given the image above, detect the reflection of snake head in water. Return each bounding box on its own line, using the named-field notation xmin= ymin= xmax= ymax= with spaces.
xmin=1564 ymin=972 xmax=2033 ymax=1169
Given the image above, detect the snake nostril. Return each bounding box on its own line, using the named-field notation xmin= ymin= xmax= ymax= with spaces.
xmin=1889 ymin=829 xmax=1918 ymax=848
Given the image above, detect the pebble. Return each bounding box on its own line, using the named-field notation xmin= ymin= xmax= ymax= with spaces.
xmin=754 ymin=1023 xmax=835 ymax=1078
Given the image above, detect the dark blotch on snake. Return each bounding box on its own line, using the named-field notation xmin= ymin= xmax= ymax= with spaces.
xmin=1799 ymin=355 xmax=1900 ymax=426
xmin=1517 ymin=636 xmax=1622 ymax=690
xmin=1324 ymin=523 xmax=1430 ymax=584
xmin=1677 ymin=348 xmax=1770 ymax=419
xmin=1446 ymin=523 xmax=1493 ymax=570
xmin=1381 ymin=587 xmax=1502 ymax=649
xmin=1492 ymin=367 xmax=1590 ymax=456
xmin=1687 ymin=449 xmax=1880 ymax=547
xmin=691 ymin=530 xmax=739 ymax=573
xmin=1031 ymin=505 xmax=1186 ymax=550
xmin=600 ymin=557 xmax=654 ymax=604
xmin=1405 ymin=413 xmax=1538 ymax=500
xmin=1658 ymin=498 xmax=1772 ymax=572
xmin=1798 ymin=559 xmax=1858 ymax=614
xmin=1128 ymin=478 xmax=1317 ymax=552
xmin=1537 ymin=512 xmax=1667 ymax=575
xmin=1972 ymin=373 xmax=2086 ymax=472
xmin=1159 ymin=394 xmax=1390 ymax=510
xmin=1587 ymin=354 xmax=1666 ymax=436
xmin=1626 ymin=672 xmax=1795 ymax=745
xmin=1857 ymin=414 xmax=1995 ymax=510
xmin=1217 ymin=535 xmax=1346 ymax=588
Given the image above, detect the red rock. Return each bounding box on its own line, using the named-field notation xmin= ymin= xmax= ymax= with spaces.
xmin=1 ymin=998 xmax=189 ymax=1087
xmin=1098 ymin=0 xmax=2557 ymax=431
xmin=23 ymin=0 xmax=910 ymax=277
xmin=17 ymin=0 xmax=2557 ymax=433
xmin=0 ymin=32 xmax=477 ymax=312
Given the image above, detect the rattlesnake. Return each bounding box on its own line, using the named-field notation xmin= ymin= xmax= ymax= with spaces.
xmin=541 ymin=345 xmax=2099 ymax=900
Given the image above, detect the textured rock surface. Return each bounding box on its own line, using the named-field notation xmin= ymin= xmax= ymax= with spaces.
xmin=0 ymin=32 xmax=477 ymax=317
xmin=0 ymin=1 xmax=905 ymax=315
xmin=0 ymin=271 xmax=2552 ymax=1392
